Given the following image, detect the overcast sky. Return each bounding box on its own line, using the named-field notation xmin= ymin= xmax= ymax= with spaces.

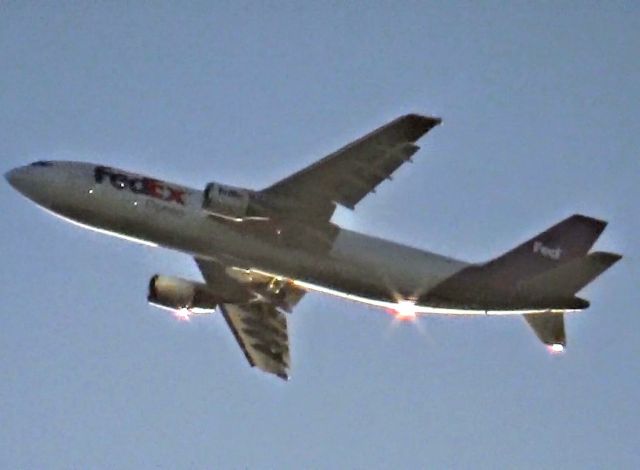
xmin=1 ymin=2 xmax=638 ymax=469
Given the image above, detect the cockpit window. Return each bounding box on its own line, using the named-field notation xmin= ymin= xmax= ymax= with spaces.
xmin=31 ymin=160 xmax=53 ymax=167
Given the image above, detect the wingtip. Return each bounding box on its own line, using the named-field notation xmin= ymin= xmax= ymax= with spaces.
xmin=399 ymin=114 xmax=443 ymax=142
xmin=405 ymin=113 xmax=442 ymax=126
xmin=276 ymin=372 xmax=290 ymax=381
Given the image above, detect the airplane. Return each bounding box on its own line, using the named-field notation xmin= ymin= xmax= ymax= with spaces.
xmin=5 ymin=114 xmax=621 ymax=380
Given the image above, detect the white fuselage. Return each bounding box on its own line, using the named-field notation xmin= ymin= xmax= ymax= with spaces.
xmin=6 ymin=161 xmax=556 ymax=316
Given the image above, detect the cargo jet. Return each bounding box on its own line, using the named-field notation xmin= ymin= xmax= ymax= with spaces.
xmin=5 ymin=114 xmax=621 ymax=380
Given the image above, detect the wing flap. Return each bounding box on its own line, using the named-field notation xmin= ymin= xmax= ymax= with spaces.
xmin=221 ymin=302 xmax=291 ymax=380
xmin=195 ymin=257 xmax=303 ymax=380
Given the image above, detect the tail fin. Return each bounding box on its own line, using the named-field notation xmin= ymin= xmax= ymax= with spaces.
xmin=481 ymin=214 xmax=607 ymax=283
xmin=421 ymin=214 xmax=610 ymax=306
xmin=520 ymin=251 xmax=622 ymax=297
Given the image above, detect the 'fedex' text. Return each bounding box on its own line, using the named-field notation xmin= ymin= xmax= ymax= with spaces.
xmin=94 ymin=166 xmax=186 ymax=205
xmin=532 ymin=241 xmax=562 ymax=260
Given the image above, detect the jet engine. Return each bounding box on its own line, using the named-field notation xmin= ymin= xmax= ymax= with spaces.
xmin=202 ymin=182 xmax=259 ymax=220
xmin=202 ymin=182 xmax=335 ymax=221
xmin=147 ymin=275 xmax=219 ymax=314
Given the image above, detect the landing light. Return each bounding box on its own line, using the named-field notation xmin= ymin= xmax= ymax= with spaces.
xmin=548 ymin=343 xmax=565 ymax=353
xmin=173 ymin=309 xmax=191 ymax=322
xmin=390 ymin=300 xmax=418 ymax=322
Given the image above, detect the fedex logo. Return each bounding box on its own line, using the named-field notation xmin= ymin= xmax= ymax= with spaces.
xmin=218 ymin=186 xmax=244 ymax=198
xmin=533 ymin=240 xmax=562 ymax=260
xmin=94 ymin=166 xmax=186 ymax=205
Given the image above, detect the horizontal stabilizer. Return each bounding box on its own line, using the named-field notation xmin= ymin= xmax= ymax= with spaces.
xmin=520 ymin=251 xmax=622 ymax=297
xmin=524 ymin=312 xmax=566 ymax=349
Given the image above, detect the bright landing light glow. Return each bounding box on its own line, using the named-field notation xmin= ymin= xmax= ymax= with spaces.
xmin=548 ymin=343 xmax=565 ymax=353
xmin=172 ymin=309 xmax=191 ymax=322
xmin=389 ymin=300 xmax=418 ymax=322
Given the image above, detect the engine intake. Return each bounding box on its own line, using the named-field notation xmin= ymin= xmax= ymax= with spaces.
xmin=202 ymin=183 xmax=258 ymax=220
xmin=148 ymin=275 xmax=219 ymax=314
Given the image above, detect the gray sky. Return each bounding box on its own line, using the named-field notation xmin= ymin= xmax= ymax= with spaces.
xmin=1 ymin=2 xmax=638 ymax=469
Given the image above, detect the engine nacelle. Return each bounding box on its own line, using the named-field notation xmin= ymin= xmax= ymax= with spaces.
xmin=202 ymin=182 xmax=258 ymax=220
xmin=202 ymin=182 xmax=336 ymax=221
xmin=147 ymin=275 xmax=219 ymax=314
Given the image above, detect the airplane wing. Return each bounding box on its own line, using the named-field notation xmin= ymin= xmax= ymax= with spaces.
xmin=220 ymin=303 xmax=291 ymax=380
xmin=262 ymin=114 xmax=441 ymax=210
xmin=195 ymin=257 xmax=305 ymax=380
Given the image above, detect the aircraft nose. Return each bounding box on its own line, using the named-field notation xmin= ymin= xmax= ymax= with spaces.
xmin=5 ymin=166 xmax=28 ymax=192
xmin=5 ymin=161 xmax=84 ymax=214
xmin=5 ymin=163 xmax=55 ymax=203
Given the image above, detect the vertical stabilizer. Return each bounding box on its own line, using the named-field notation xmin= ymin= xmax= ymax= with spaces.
xmin=483 ymin=214 xmax=607 ymax=282
xmin=421 ymin=214 xmax=608 ymax=304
